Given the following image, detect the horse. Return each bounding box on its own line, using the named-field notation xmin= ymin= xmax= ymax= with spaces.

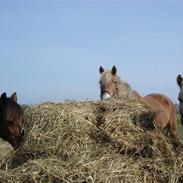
xmin=177 ymin=74 xmax=183 ymax=126
xmin=99 ymin=65 xmax=178 ymax=141
xmin=0 ymin=92 xmax=24 ymax=149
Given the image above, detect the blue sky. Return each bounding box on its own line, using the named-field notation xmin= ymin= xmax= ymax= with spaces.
xmin=0 ymin=0 xmax=183 ymax=104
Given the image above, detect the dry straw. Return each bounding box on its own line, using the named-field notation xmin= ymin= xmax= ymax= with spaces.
xmin=0 ymin=97 xmax=183 ymax=183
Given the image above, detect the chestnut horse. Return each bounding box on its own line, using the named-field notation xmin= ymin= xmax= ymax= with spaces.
xmin=177 ymin=74 xmax=183 ymax=126
xmin=99 ymin=66 xmax=178 ymax=140
xmin=0 ymin=92 xmax=24 ymax=149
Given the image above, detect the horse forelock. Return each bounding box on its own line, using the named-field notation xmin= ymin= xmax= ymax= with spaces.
xmin=100 ymin=70 xmax=113 ymax=84
xmin=2 ymin=99 xmax=23 ymax=121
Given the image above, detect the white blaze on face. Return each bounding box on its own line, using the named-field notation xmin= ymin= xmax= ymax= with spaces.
xmin=101 ymin=93 xmax=111 ymax=100
xmin=106 ymin=72 xmax=111 ymax=82
xmin=100 ymin=71 xmax=114 ymax=100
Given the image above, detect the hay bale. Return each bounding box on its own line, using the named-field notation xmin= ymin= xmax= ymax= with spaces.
xmin=95 ymin=98 xmax=155 ymax=156
xmin=0 ymin=101 xmax=98 ymax=169
xmin=0 ymin=139 xmax=13 ymax=158
xmin=0 ymin=170 xmax=17 ymax=183
xmin=0 ymin=97 xmax=183 ymax=183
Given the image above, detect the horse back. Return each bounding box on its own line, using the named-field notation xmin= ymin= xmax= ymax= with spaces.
xmin=144 ymin=93 xmax=176 ymax=129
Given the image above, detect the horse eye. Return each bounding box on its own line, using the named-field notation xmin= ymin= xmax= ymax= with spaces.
xmin=8 ymin=120 xmax=14 ymax=125
xmin=178 ymin=97 xmax=182 ymax=103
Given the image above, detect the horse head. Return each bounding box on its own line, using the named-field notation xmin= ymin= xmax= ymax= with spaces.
xmin=177 ymin=74 xmax=183 ymax=126
xmin=99 ymin=65 xmax=118 ymax=100
xmin=0 ymin=92 xmax=24 ymax=149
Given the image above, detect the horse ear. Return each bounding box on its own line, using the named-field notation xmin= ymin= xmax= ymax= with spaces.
xmin=111 ymin=65 xmax=117 ymax=75
xmin=11 ymin=92 xmax=17 ymax=102
xmin=99 ymin=66 xmax=104 ymax=74
xmin=0 ymin=93 xmax=7 ymax=102
xmin=0 ymin=93 xmax=7 ymax=105
xmin=177 ymin=74 xmax=183 ymax=87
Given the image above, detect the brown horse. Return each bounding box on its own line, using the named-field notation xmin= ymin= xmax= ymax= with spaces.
xmin=177 ymin=74 xmax=183 ymax=126
xmin=99 ymin=66 xmax=178 ymax=140
xmin=0 ymin=92 xmax=24 ymax=149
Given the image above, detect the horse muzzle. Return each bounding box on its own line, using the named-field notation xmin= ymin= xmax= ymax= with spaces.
xmin=12 ymin=128 xmax=25 ymax=149
xmin=100 ymin=92 xmax=112 ymax=100
xmin=21 ymin=128 xmax=25 ymax=137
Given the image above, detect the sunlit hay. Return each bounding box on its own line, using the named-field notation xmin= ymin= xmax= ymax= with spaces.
xmin=3 ymin=148 xmax=183 ymax=183
xmin=0 ymin=101 xmax=99 ymax=169
xmin=0 ymin=97 xmax=183 ymax=183
xmin=0 ymin=151 xmax=153 ymax=183
xmin=95 ymin=97 xmax=156 ymax=156
xmin=0 ymin=170 xmax=18 ymax=183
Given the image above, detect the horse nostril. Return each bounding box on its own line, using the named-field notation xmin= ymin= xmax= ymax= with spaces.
xmin=21 ymin=128 xmax=25 ymax=136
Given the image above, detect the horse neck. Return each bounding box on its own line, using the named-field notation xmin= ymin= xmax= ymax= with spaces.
xmin=179 ymin=86 xmax=183 ymax=99
xmin=116 ymin=76 xmax=133 ymax=98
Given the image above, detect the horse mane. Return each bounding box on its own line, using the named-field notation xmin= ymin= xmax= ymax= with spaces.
xmin=0 ymin=98 xmax=22 ymax=122
xmin=116 ymin=75 xmax=133 ymax=98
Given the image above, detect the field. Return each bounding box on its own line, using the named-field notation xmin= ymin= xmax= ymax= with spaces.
xmin=0 ymin=98 xmax=183 ymax=183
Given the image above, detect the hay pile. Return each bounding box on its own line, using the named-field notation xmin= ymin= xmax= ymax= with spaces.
xmin=0 ymin=97 xmax=183 ymax=183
